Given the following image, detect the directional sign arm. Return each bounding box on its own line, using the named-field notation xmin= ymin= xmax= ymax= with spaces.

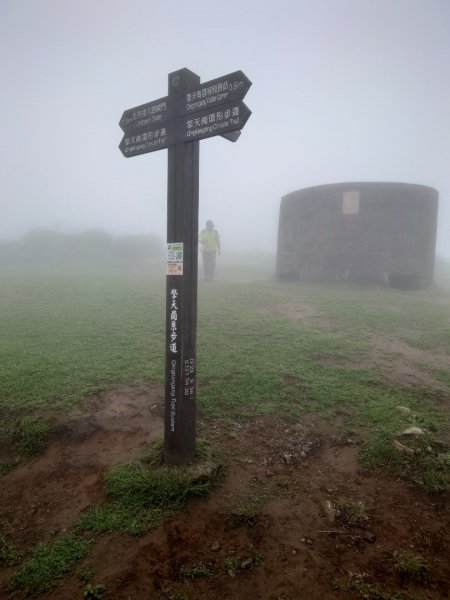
xmin=175 ymin=70 xmax=252 ymax=117
xmin=119 ymin=95 xmax=170 ymax=133
xmin=119 ymin=126 xmax=169 ymax=157
xmin=221 ymin=131 xmax=241 ymax=143
xmin=179 ymin=101 xmax=251 ymax=144
xmin=119 ymin=100 xmax=251 ymax=157
xmin=120 ymin=70 xmax=252 ymax=138
xmin=187 ymin=70 xmax=251 ymax=102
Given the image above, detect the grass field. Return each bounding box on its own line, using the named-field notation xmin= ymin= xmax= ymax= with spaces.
xmin=1 ymin=259 xmax=450 ymax=597
xmin=1 ymin=262 xmax=449 ymax=427
xmin=1 ymin=260 xmax=449 ymax=482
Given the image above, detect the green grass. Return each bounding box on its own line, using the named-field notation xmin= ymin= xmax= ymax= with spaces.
xmin=334 ymin=499 xmax=367 ymax=527
xmin=394 ymin=550 xmax=429 ymax=581
xmin=0 ymin=534 xmax=24 ymax=567
xmin=10 ymin=535 xmax=92 ymax=596
xmin=6 ymin=441 xmax=222 ymax=591
xmin=75 ymin=500 xmax=169 ymax=536
xmin=0 ymin=266 xmax=165 ymax=416
xmin=180 ymin=562 xmax=213 ymax=579
xmin=223 ymin=551 xmax=264 ymax=575
xmin=360 ymin=431 xmax=450 ymax=493
xmin=349 ymin=578 xmax=417 ymax=600
xmin=0 ymin=459 xmax=19 ymax=476
xmin=11 ymin=415 xmax=49 ymax=458
xmin=83 ymin=583 xmax=107 ymax=598
xmin=295 ymin=281 xmax=450 ymax=352
xmin=229 ymin=493 xmax=267 ymax=525
xmin=2 ymin=263 xmax=450 ymax=595
xmin=1 ymin=264 xmax=449 ymax=494
xmin=77 ymin=446 xmax=222 ymax=535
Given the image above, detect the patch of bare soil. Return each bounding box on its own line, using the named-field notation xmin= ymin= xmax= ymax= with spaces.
xmin=257 ymin=302 xmax=333 ymax=327
xmin=260 ymin=301 xmax=450 ymax=391
xmin=367 ymin=335 xmax=450 ymax=391
xmin=319 ymin=333 xmax=450 ymax=392
xmin=1 ymin=388 xmax=449 ymax=600
xmin=0 ymin=384 xmax=164 ymax=550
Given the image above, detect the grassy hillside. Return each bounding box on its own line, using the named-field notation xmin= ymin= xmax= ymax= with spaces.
xmin=1 ymin=262 xmax=450 ymax=598
xmin=0 ymin=262 xmax=449 ymax=487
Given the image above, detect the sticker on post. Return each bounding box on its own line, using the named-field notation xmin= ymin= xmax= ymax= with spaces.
xmin=167 ymin=242 xmax=183 ymax=275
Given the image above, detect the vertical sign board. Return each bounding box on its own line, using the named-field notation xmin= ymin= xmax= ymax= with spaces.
xmin=165 ymin=68 xmax=200 ymax=465
xmin=119 ymin=68 xmax=251 ymax=464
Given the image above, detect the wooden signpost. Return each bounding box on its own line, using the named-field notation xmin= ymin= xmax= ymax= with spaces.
xmin=119 ymin=68 xmax=251 ymax=464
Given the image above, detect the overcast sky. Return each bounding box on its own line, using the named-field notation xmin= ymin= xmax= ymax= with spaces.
xmin=1 ymin=0 xmax=449 ymax=256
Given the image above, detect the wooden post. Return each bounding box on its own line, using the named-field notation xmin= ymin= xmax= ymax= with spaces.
xmin=119 ymin=68 xmax=251 ymax=463
xmin=164 ymin=68 xmax=200 ymax=464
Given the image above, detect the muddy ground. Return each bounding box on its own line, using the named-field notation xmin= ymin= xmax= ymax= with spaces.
xmin=0 ymin=382 xmax=449 ymax=600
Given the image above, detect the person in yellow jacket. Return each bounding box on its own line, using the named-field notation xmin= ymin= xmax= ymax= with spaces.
xmin=199 ymin=220 xmax=220 ymax=281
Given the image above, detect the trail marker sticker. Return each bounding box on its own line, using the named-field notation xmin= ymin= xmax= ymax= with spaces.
xmin=167 ymin=242 xmax=184 ymax=275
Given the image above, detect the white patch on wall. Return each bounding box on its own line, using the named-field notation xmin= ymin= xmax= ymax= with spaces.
xmin=342 ymin=191 xmax=360 ymax=214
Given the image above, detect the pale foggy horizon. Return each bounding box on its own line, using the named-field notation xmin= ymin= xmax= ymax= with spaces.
xmin=1 ymin=0 xmax=449 ymax=257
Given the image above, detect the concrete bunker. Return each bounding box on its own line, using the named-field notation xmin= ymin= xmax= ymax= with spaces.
xmin=276 ymin=182 xmax=438 ymax=289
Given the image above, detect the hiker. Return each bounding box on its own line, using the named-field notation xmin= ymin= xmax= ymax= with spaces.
xmin=199 ymin=220 xmax=220 ymax=281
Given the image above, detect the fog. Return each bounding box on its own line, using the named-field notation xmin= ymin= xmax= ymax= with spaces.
xmin=1 ymin=0 xmax=449 ymax=257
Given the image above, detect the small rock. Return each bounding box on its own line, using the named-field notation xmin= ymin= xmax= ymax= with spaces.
xmin=306 ymin=539 xmax=313 ymax=545
xmin=281 ymin=453 xmax=293 ymax=465
xmin=228 ymin=569 xmax=236 ymax=578
xmin=396 ymin=406 xmax=411 ymax=414
xmin=426 ymin=446 xmax=433 ymax=453
xmin=241 ymin=557 xmax=254 ymax=569
xmin=400 ymin=426 xmax=425 ymax=436
xmin=210 ymin=540 xmax=221 ymax=552
xmin=393 ymin=440 xmax=414 ymax=455
xmin=299 ymin=450 xmax=307 ymax=458
xmin=326 ymin=488 xmax=334 ymax=494
xmin=364 ymin=532 xmax=376 ymax=544
xmin=322 ymin=500 xmax=336 ymax=524
xmin=301 ymin=538 xmax=306 ymax=543
xmin=265 ymin=470 xmax=274 ymax=478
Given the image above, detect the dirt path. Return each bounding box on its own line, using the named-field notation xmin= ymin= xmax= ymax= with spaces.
xmin=1 ymin=386 xmax=449 ymax=599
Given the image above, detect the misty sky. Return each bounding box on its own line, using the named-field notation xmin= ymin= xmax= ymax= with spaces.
xmin=1 ymin=0 xmax=449 ymax=256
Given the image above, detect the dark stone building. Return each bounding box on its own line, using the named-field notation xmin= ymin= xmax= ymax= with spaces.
xmin=276 ymin=182 xmax=438 ymax=289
